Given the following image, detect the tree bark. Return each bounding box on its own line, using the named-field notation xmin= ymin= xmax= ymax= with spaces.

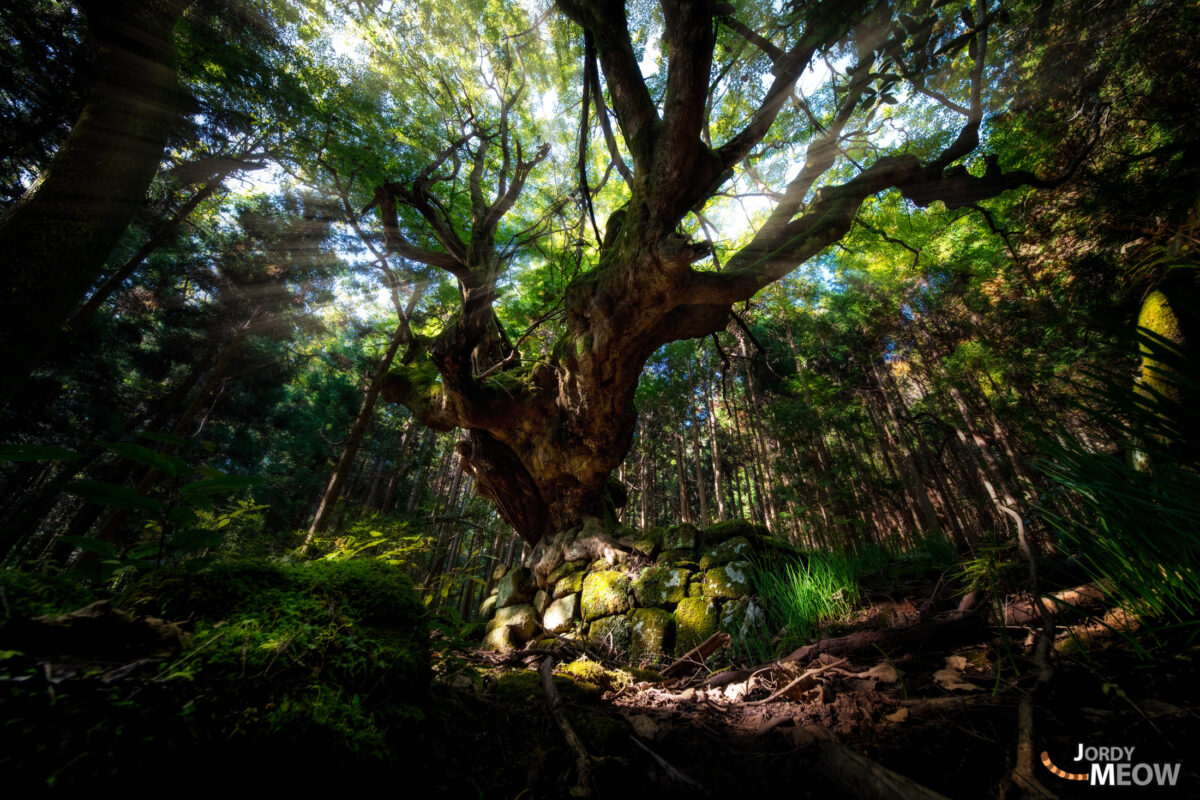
xmin=305 ymin=322 xmax=408 ymax=543
xmin=0 ymin=0 xmax=187 ymax=408
xmin=376 ymin=0 xmax=1064 ymax=546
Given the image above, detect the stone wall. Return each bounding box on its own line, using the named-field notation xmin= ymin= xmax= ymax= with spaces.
xmin=480 ymin=519 xmax=788 ymax=664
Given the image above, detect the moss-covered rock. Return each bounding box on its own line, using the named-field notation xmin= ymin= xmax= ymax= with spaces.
xmin=495 ymin=565 xmax=535 ymax=609
xmin=632 ymin=566 xmax=689 ymax=607
xmin=581 ymin=570 xmax=631 ymax=621
xmin=698 ymin=536 xmax=755 ymax=570
xmin=656 ymin=548 xmax=695 ymax=565
xmin=719 ymin=596 xmax=767 ymax=638
xmin=533 ymin=589 xmax=551 ymax=615
xmin=702 ymin=519 xmax=769 ymax=546
xmin=702 ymin=561 xmax=753 ymax=599
xmin=663 ymin=523 xmax=698 ymax=551
xmin=687 ymin=578 xmax=704 ymax=598
xmin=631 ymin=536 xmax=659 ymax=557
xmin=543 ymin=593 xmax=580 ymax=635
xmin=630 ymin=608 xmax=674 ymax=663
xmin=673 ymin=596 xmax=720 ymax=656
xmin=546 ymin=559 xmax=586 ymax=586
xmin=486 ymin=604 xmax=539 ymax=641
xmin=483 ymin=625 xmax=520 ymax=652
xmin=629 ymin=526 xmax=663 ymax=557
xmin=588 ymin=613 xmax=632 ymax=652
xmin=479 ymin=594 xmax=497 ymax=621
xmin=558 ymin=657 xmax=633 ymax=694
xmin=554 ymin=570 xmax=586 ymax=599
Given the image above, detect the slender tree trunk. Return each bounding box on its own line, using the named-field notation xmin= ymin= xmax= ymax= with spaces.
xmin=674 ymin=432 xmax=691 ymax=524
xmin=872 ymin=362 xmax=940 ymax=534
xmin=304 ymin=323 xmax=408 ymax=544
xmin=690 ymin=414 xmax=709 ymax=526
xmin=703 ymin=381 xmax=727 ymax=521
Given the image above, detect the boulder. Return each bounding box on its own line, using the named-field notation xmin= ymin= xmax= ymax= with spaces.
xmin=483 ymin=625 xmax=519 ymax=652
xmin=533 ymin=589 xmax=551 ymax=615
xmin=702 ymin=561 xmax=753 ymax=599
xmin=630 ymin=526 xmax=663 ymax=557
xmin=485 ymin=604 xmax=539 ymax=641
xmin=630 ymin=608 xmax=674 ymax=663
xmin=543 ymin=593 xmax=581 ymax=635
xmin=632 ymin=566 xmax=689 ymax=608
xmin=673 ymin=597 xmax=719 ymax=656
xmin=656 ymin=549 xmax=696 ymax=566
xmin=546 ymin=559 xmax=586 ymax=586
xmin=589 ymin=613 xmax=632 ymax=653
xmin=663 ymin=523 xmax=698 ymax=551
xmin=495 ymin=566 xmax=535 ymax=609
xmin=478 ymin=594 xmax=497 ymax=621
xmin=554 ymin=570 xmax=586 ymax=599
xmin=699 ymin=536 xmax=755 ymax=570
xmin=581 ymin=570 xmax=631 ymax=621
xmin=719 ymin=596 xmax=767 ymax=638
xmin=702 ymin=519 xmax=768 ymax=546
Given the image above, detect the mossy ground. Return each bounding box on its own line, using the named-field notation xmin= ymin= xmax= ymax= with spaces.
xmin=0 ymin=560 xmax=429 ymax=791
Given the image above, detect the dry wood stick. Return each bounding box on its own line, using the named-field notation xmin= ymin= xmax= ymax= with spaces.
xmin=744 ymin=657 xmax=847 ymax=705
xmin=539 ymin=656 xmax=593 ymax=797
xmin=661 ymin=632 xmax=730 ymax=678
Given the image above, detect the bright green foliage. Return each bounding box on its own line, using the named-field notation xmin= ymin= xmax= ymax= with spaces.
xmin=1037 ymin=329 xmax=1200 ymax=629
xmin=752 ymin=551 xmax=862 ymax=647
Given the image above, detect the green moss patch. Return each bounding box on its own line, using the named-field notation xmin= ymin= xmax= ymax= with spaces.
xmin=703 ymin=561 xmax=753 ymax=599
xmin=699 ymin=536 xmax=755 ymax=570
xmin=673 ymin=596 xmax=720 ymax=656
xmin=630 ymin=607 xmax=674 ymax=663
xmin=581 ymin=570 xmax=631 ymax=620
xmin=0 ymin=560 xmax=429 ymax=791
xmin=632 ymin=566 xmax=690 ymax=607
xmin=663 ymin=523 xmax=698 ymax=550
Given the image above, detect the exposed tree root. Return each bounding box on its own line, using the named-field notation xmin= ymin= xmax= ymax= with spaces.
xmin=816 ymin=740 xmax=952 ymax=800
xmin=539 ymin=655 xmax=594 ymax=797
xmin=781 ymin=611 xmax=986 ymax=665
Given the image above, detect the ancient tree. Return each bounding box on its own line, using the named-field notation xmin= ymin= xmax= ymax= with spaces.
xmin=374 ymin=0 xmax=1083 ymax=546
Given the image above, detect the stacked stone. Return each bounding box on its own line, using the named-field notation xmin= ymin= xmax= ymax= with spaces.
xmin=481 ymin=520 xmax=782 ymax=663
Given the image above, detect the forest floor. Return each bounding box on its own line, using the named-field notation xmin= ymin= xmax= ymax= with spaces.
xmin=3 ymin=561 xmax=1198 ymax=797
xmin=428 ymin=574 xmax=1200 ymax=799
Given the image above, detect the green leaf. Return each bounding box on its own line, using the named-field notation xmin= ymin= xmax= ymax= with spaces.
xmin=128 ymin=544 xmax=161 ymax=560
xmin=62 ymin=480 xmax=167 ymax=513
xmin=179 ymin=474 xmax=263 ymax=497
xmin=56 ymin=536 xmax=118 ymax=557
xmin=0 ymin=444 xmax=84 ymax=462
xmin=99 ymin=441 xmax=188 ymax=478
xmin=168 ymin=529 xmax=224 ymax=553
